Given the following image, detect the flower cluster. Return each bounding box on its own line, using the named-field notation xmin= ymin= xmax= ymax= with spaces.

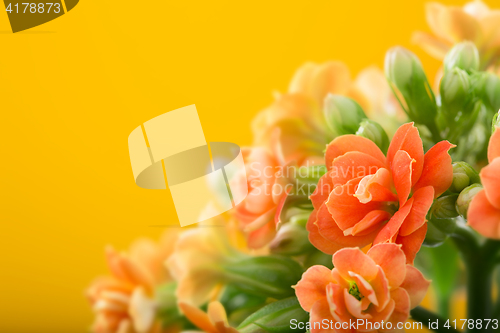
xmin=86 ymin=1 xmax=500 ymax=333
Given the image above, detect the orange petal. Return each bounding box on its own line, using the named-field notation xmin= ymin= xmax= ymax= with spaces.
xmin=179 ymin=302 xmax=217 ymax=333
xmin=330 ymin=151 xmax=386 ymax=187
xmin=391 ymin=150 xmax=414 ymax=207
xmin=468 ymin=190 xmax=500 ymax=239
xmin=373 ymin=200 xmax=413 ymax=245
xmin=326 ymin=177 xmax=385 ymax=231
xmin=396 ymin=223 xmax=428 ymax=265
xmin=310 ymin=171 xmax=334 ymax=209
xmin=247 ymin=219 xmax=276 ymax=249
xmin=326 ymin=283 xmax=353 ymax=323
xmin=344 ymin=289 xmax=371 ymax=319
xmin=309 ymin=299 xmax=336 ymax=333
xmin=412 ymin=31 xmax=450 ymax=60
xmin=348 ymin=271 xmax=379 ymax=307
xmin=307 ymin=209 xmax=344 ymax=254
xmin=400 ymin=265 xmax=431 ymax=309
xmin=488 ymin=127 xmax=500 ymax=163
xmin=425 ymin=2 xmax=454 ymax=42
xmin=332 ymin=248 xmax=378 ymax=282
xmin=399 ymin=186 xmax=434 ymax=237
xmin=367 ymin=244 xmax=406 ymax=288
xmin=481 ymin=158 xmax=500 ymax=210
xmin=385 ymin=288 xmax=411 ymax=327
xmin=387 ymin=123 xmax=424 ymax=187
xmin=413 ymin=141 xmax=455 ymax=198
xmin=294 ymin=265 xmax=334 ymax=312
xmin=355 ymin=168 xmax=397 ymax=204
xmin=347 ymin=210 xmax=392 ymax=237
xmin=325 ymin=135 xmax=386 ymax=170
xmin=315 ymin=203 xmax=380 ymax=250
xmin=444 ymin=7 xmax=482 ymax=43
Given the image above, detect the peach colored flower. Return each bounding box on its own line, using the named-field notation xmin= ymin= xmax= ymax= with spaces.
xmin=167 ymin=226 xmax=247 ymax=306
xmin=179 ymin=302 xmax=239 ymax=333
xmin=468 ymin=127 xmax=500 ymax=238
xmin=294 ymin=244 xmax=430 ymax=333
xmin=413 ymin=0 xmax=500 ymax=67
xmin=252 ymin=62 xmax=403 ymax=165
xmin=87 ymin=231 xmax=180 ymax=333
xmin=308 ymin=123 xmax=454 ymax=264
xmin=232 ymin=147 xmax=292 ymax=249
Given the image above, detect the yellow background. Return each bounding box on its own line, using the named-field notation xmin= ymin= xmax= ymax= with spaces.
xmin=0 ymin=0 xmax=490 ymax=331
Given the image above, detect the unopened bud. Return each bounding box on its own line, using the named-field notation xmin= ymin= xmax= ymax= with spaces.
xmin=385 ymin=47 xmax=417 ymax=93
xmin=431 ymin=194 xmax=459 ymax=219
xmin=424 ymin=217 xmax=455 ymax=247
xmin=483 ymin=73 xmax=500 ymax=112
xmin=356 ymin=119 xmax=390 ymax=153
xmin=324 ymin=95 xmax=367 ymax=136
xmin=456 ymin=184 xmax=483 ymax=218
xmin=450 ymin=162 xmax=480 ymax=193
xmin=238 ymin=297 xmax=308 ymax=333
xmin=444 ymin=41 xmax=480 ymax=73
xmin=270 ymin=223 xmax=314 ymax=256
xmin=440 ymin=68 xmax=470 ymax=116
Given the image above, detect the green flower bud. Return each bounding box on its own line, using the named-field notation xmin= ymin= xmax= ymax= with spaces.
xmin=324 ymin=94 xmax=367 ymax=136
xmin=450 ymin=162 xmax=480 ymax=193
xmin=223 ymin=256 xmax=303 ymax=300
xmin=493 ymin=110 xmax=500 ymax=133
xmin=440 ymin=68 xmax=471 ymax=117
xmin=238 ymin=297 xmax=308 ymax=333
xmin=431 ymin=194 xmax=459 ymax=219
xmin=355 ymin=119 xmax=390 ymax=153
xmin=444 ymin=41 xmax=480 ymax=73
xmin=424 ymin=216 xmax=457 ymax=247
xmin=483 ymin=73 xmax=500 ymax=112
xmin=384 ymin=47 xmax=438 ymax=127
xmin=456 ymin=183 xmax=483 ymax=218
xmin=270 ymin=223 xmax=314 ymax=256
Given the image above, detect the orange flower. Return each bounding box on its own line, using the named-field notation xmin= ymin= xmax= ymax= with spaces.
xmin=87 ymin=231 xmax=180 ymax=333
xmin=232 ymin=147 xmax=290 ymax=249
xmin=413 ymin=0 xmax=500 ymax=67
xmin=179 ymin=302 xmax=238 ymax=333
xmin=294 ymin=244 xmax=430 ymax=333
xmin=308 ymin=123 xmax=454 ymax=264
xmin=468 ymin=127 xmax=500 ymax=238
xmin=252 ymin=62 xmax=402 ymax=164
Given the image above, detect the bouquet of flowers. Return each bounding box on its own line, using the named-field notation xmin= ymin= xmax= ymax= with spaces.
xmin=86 ymin=1 xmax=500 ymax=332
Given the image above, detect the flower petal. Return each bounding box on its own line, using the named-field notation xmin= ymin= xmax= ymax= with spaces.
xmin=399 ymin=186 xmax=434 ymax=237
xmin=380 ymin=288 xmax=411 ymax=333
xmin=348 ymin=271 xmax=378 ymax=307
xmin=325 ymin=135 xmax=386 ymax=170
xmin=332 ymin=248 xmax=378 ymax=282
xmin=480 ymin=158 xmax=500 ymax=209
xmin=294 ymin=265 xmax=335 ymax=312
xmin=468 ymin=189 xmax=500 ymax=239
xmin=373 ymin=199 xmax=413 ymax=245
xmin=396 ymin=223 xmax=428 ymax=265
xmin=488 ymin=127 xmax=500 ymax=163
xmin=348 ymin=210 xmax=392 ymax=237
xmin=355 ymin=168 xmax=397 ymax=204
xmin=367 ymin=243 xmax=407 ymax=288
xmin=307 ymin=209 xmax=344 ymax=254
xmin=412 ymin=31 xmax=450 ymax=60
xmin=179 ymin=302 xmax=217 ymax=333
xmin=387 ymin=123 xmax=424 ymax=187
xmin=413 ymin=141 xmax=455 ymax=198
xmin=391 ymin=150 xmax=414 ymax=207
xmin=309 ymin=299 xmax=337 ymax=333
xmin=344 ymin=288 xmax=372 ymax=319
xmin=400 ymin=265 xmax=431 ymax=309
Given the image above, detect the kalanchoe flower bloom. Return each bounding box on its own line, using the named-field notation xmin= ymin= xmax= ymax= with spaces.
xmin=412 ymin=0 xmax=500 ymax=68
xmin=86 ymin=231 xmax=180 ymax=333
xmin=308 ymin=123 xmax=454 ymax=264
xmin=179 ymin=301 xmax=239 ymax=333
xmin=468 ymin=127 xmax=500 ymax=238
xmin=294 ymin=244 xmax=430 ymax=333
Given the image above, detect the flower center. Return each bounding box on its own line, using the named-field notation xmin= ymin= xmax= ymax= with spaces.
xmin=348 ymin=282 xmax=363 ymax=301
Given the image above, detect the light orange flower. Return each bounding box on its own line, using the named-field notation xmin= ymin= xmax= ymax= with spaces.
xmin=294 ymin=244 xmax=430 ymax=333
xmin=413 ymin=0 xmax=500 ymax=67
xmin=87 ymin=231 xmax=180 ymax=333
xmin=308 ymin=123 xmax=454 ymax=264
xmin=167 ymin=226 xmax=247 ymax=306
xmin=468 ymin=127 xmax=500 ymax=238
xmin=179 ymin=302 xmax=239 ymax=333
xmin=252 ymin=62 xmax=402 ymax=164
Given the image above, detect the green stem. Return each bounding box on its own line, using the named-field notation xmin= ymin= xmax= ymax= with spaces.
xmin=410 ymin=307 xmax=459 ymax=333
xmin=450 ymin=227 xmax=500 ymax=332
xmin=426 ymin=121 xmax=442 ymax=144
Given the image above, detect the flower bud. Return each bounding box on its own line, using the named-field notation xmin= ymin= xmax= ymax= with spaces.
xmin=440 ymin=68 xmax=470 ymax=116
xmin=484 ymin=74 xmax=500 ymax=112
xmin=450 ymin=162 xmax=480 ymax=193
xmin=238 ymin=297 xmax=308 ymax=333
xmin=384 ymin=47 xmax=438 ymax=127
xmin=456 ymin=183 xmax=483 ymax=218
xmin=424 ymin=216 xmax=457 ymax=247
xmin=356 ymin=119 xmax=390 ymax=153
xmin=223 ymin=256 xmax=303 ymax=300
xmin=444 ymin=41 xmax=480 ymax=73
xmin=269 ymin=223 xmax=314 ymax=256
xmin=431 ymin=194 xmax=459 ymax=219
xmin=324 ymin=94 xmax=367 ymax=136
